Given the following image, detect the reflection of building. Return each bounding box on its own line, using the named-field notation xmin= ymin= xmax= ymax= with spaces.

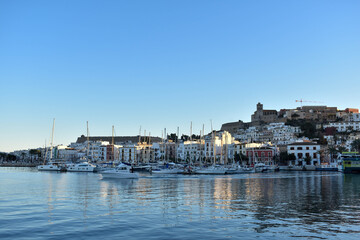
xmin=287 ymin=142 xmax=320 ymax=166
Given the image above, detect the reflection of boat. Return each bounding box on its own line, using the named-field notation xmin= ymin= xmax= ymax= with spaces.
xmin=66 ymin=162 xmax=98 ymax=172
xmin=339 ymin=152 xmax=360 ymax=174
xmin=101 ymin=163 xmax=139 ymax=179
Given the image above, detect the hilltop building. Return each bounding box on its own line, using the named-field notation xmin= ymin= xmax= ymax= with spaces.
xmin=251 ymin=102 xmax=278 ymax=124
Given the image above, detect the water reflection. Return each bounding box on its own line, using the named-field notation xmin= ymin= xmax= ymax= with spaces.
xmin=2 ymin=168 xmax=360 ymax=239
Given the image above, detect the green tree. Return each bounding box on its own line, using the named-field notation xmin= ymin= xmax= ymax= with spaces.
xmin=288 ymin=153 xmax=296 ymax=161
xmin=337 ymin=146 xmax=347 ymax=154
xmin=304 ymin=156 xmax=312 ymax=165
xmin=167 ymin=133 xmax=178 ymax=142
xmin=279 ymin=152 xmax=289 ymax=164
xmin=328 ymin=146 xmax=337 ymax=161
xmin=351 ymin=139 xmax=360 ymax=152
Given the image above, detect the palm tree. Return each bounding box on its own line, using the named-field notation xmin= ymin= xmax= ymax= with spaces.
xmin=328 ymin=147 xmax=337 ymax=161
xmin=337 ymin=146 xmax=347 ymax=154
xmin=351 ymin=139 xmax=360 ymax=152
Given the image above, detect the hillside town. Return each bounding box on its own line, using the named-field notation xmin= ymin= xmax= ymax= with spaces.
xmin=2 ymin=102 xmax=360 ymax=170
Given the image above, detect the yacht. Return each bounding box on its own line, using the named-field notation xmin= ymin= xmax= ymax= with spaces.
xmin=66 ymin=162 xmax=98 ymax=172
xmin=37 ymin=162 xmax=66 ymax=171
xmin=100 ymin=163 xmax=139 ymax=179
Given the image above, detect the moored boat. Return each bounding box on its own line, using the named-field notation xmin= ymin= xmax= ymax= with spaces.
xmin=37 ymin=162 xmax=66 ymax=171
xmin=101 ymin=163 xmax=139 ymax=179
xmin=66 ymin=162 xmax=98 ymax=172
xmin=339 ymin=152 xmax=360 ymax=174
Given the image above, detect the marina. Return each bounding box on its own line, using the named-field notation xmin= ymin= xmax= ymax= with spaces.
xmin=1 ymin=167 xmax=360 ymax=240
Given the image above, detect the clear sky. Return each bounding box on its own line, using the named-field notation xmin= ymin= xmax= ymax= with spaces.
xmin=1 ymin=0 xmax=359 ymax=152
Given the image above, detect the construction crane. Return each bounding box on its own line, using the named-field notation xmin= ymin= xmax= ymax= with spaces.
xmin=295 ymin=99 xmax=324 ymax=108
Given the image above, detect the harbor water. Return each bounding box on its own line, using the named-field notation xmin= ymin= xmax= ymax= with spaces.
xmin=1 ymin=167 xmax=360 ymax=239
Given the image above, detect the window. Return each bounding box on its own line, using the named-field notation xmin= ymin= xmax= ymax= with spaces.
xmin=313 ymin=153 xmax=317 ymax=158
xmin=297 ymin=147 xmax=302 ymax=150
xmin=298 ymin=153 xmax=303 ymax=158
xmin=306 ymin=147 xmax=309 ymax=150
xmin=290 ymin=147 xmax=294 ymax=150
xmin=313 ymin=147 xmax=316 ymax=150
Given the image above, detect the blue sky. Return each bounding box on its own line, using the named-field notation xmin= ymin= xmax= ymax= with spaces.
xmin=1 ymin=0 xmax=359 ymax=152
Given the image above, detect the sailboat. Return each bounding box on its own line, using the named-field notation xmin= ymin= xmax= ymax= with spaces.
xmin=38 ymin=119 xmax=66 ymax=171
xmin=66 ymin=121 xmax=97 ymax=172
xmin=195 ymin=124 xmax=226 ymax=175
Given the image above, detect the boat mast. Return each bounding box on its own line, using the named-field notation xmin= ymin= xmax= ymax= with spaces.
xmin=49 ymin=118 xmax=55 ymax=162
xmin=190 ymin=121 xmax=192 ymax=165
xmin=175 ymin=126 xmax=179 ymax=163
xmin=137 ymin=126 xmax=141 ymax=164
xmin=43 ymin=139 xmax=48 ymax=165
xmin=164 ymin=128 xmax=167 ymax=162
xmin=202 ymin=124 xmax=204 ymax=165
xmin=211 ymin=119 xmax=216 ymax=166
xmin=112 ymin=125 xmax=115 ymax=162
xmin=148 ymin=132 xmax=151 ymax=163
xmin=87 ymin=121 xmax=90 ymax=162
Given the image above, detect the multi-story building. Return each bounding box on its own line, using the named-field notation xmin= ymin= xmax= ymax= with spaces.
xmin=246 ymin=147 xmax=275 ymax=165
xmin=324 ymin=122 xmax=360 ymax=132
xmin=118 ymin=144 xmax=137 ymax=163
xmin=287 ymin=142 xmax=320 ymax=166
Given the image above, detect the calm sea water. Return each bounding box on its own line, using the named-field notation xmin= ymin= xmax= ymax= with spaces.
xmin=1 ymin=168 xmax=360 ymax=240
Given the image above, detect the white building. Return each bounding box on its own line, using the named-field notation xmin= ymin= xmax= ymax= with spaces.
xmin=118 ymin=144 xmax=138 ymax=163
xmin=287 ymin=142 xmax=321 ymax=166
xmin=324 ymin=122 xmax=360 ymax=132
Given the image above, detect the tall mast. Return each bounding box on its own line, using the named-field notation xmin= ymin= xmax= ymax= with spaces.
xmin=211 ymin=119 xmax=216 ymax=166
xmin=202 ymin=124 xmax=205 ymax=164
xmin=190 ymin=122 xmax=192 ymax=165
xmin=164 ymin=128 xmax=167 ymax=161
xmin=87 ymin=121 xmax=89 ymax=162
xmin=112 ymin=125 xmax=115 ymax=162
xmin=220 ymin=134 xmax=223 ymax=164
xmin=43 ymin=139 xmax=48 ymax=165
xmin=176 ymin=127 xmax=179 ymax=163
xmin=50 ymin=118 xmax=55 ymax=161
xmin=148 ymin=132 xmax=151 ymax=163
